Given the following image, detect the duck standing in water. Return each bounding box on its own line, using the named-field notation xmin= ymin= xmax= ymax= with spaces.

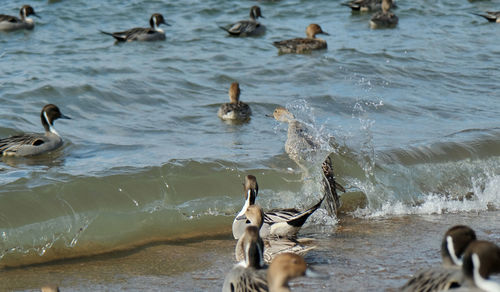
xmin=232 ymin=175 xmax=327 ymax=239
xmin=220 ymin=6 xmax=266 ymax=36
xmin=273 ymin=24 xmax=329 ymax=54
xmin=218 ymin=82 xmax=252 ymax=122
xmin=0 ymin=104 xmax=71 ymax=157
xmin=370 ymin=0 xmax=398 ymax=29
xmin=0 ymin=5 xmax=40 ymax=31
xmin=100 ymin=13 xmax=170 ymax=42
xmin=235 ymin=204 xmax=316 ymax=264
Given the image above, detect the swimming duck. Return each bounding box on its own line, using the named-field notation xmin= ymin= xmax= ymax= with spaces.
xmin=0 ymin=104 xmax=71 ymax=157
xmin=473 ymin=11 xmax=500 ymax=23
xmin=232 ymin=175 xmax=325 ymax=240
xmin=100 ymin=13 xmax=169 ymax=42
xmin=342 ymin=0 xmax=397 ymax=12
xmin=273 ymin=24 xmax=329 ymax=54
xmin=0 ymin=5 xmax=39 ymax=31
xmin=219 ymin=6 xmax=266 ymax=36
xmin=370 ymin=0 xmax=398 ymax=29
xmin=271 ymin=107 xmax=344 ymax=216
xmin=235 ymin=205 xmax=316 ymax=264
xmin=218 ymin=82 xmax=252 ymax=122
xmin=400 ymin=225 xmax=477 ymax=291
xmin=223 ymin=225 xmax=268 ymax=292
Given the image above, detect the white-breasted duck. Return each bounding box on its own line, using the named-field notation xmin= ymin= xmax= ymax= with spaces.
xmin=0 ymin=104 xmax=70 ymax=157
xmin=0 ymin=5 xmax=40 ymax=31
xmin=401 ymin=225 xmax=478 ymax=292
xmin=100 ymin=13 xmax=170 ymax=42
xmin=232 ymin=175 xmax=325 ymax=240
xmin=220 ymin=6 xmax=266 ymax=36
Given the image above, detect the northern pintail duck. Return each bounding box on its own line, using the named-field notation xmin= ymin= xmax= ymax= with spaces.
xmin=223 ymin=225 xmax=268 ymax=292
xmin=267 ymin=253 xmax=327 ymax=292
xmin=370 ymin=0 xmax=398 ymax=29
xmin=342 ymin=0 xmax=397 ymax=12
xmin=473 ymin=11 xmax=500 ymax=23
xmin=100 ymin=13 xmax=169 ymax=42
xmin=271 ymin=107 xmax=344 ymax=216
xmin=456 ymin=240 xmax=500 ymax=292
xmin=232 ymin=175 xmax=325 ymax=240
xmin=273 ymin=24 xmax=329 ymax=54
xmin=0 ymin=5 xmax=39 ymax=31
xmin=0 ymin=104 xmax=70 ymax=157
xmin=218 ymin=82 xmax=252 ymax=122
xmin=400 ymin=225 xmax=477 ymax=291
xmin=219 ymin=6 xmax=266 ymax=36
xmin=224 ymin=229 xmax=325 ymax=292
xmin=235 ymin=205 xmax=316 ymax=264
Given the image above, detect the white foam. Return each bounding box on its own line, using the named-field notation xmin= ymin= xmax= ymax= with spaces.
xmin=352 ymin=174 xmax=500 ymax=218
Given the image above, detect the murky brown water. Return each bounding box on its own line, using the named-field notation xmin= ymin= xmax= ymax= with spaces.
xmin=1 ymin=210 xmax=498 ymax=291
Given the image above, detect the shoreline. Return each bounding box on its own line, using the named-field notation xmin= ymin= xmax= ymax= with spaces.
xmin=1 ymin=210 xmax=498 ymax=291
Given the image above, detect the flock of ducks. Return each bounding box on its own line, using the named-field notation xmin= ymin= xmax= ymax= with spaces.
xmin=401 ymin=226 xmax=500 ymax=292
xmin=1 ymin=1 xmax=499 ymax=291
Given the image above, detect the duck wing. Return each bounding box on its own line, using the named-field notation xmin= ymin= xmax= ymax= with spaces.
xmin=0 ymin=133 xmax=45 ymax=155
xmin=220 ymin=20 xmax=259 ymax=36
xmin=101 ymin=27 xmax=152 ymax=41
xmin=0 ymin=14 xmax=20 ymax=23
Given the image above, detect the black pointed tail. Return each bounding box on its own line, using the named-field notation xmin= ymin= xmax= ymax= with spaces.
xmin=321 ymin=155 xmax=344 ymax=216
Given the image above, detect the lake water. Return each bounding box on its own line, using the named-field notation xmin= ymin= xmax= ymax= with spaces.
xmin=0 ymin=0 xmax=499 ymax=290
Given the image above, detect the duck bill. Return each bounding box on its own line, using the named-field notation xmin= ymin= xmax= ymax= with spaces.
xmin=321 ymin=31 xmax=330 ymax=36
xmin=162 ymin=20 xmax=171 ymax=26
xmin=236 ymin=214 xmax=247 ymax=221
xmin=33 ymin=13 xmax=41 ymax=19
xmin=60 ymin=114 xmax=71 ymax=120
xmin=305 ymin=268 xmax=329 ymax=279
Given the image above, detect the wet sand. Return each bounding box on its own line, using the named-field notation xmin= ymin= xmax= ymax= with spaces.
xmin=1 ymin=210 xmax=499 ymax=291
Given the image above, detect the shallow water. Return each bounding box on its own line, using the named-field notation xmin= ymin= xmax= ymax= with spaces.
xmin=0 ymin=0 xmax=499 ymax=289
xmin=1 ymin=212 xmax=499 ymax=291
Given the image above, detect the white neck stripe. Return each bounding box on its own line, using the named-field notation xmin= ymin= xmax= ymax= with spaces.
xmin=472 ymin=253 xmax=500 ymax=292
xmin=447 ymin=236 xmax=462 ymax=266
xmin=44 ymin=111 xmax=60 ymax=136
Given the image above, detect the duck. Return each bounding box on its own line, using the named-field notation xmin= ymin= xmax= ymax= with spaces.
xmin=232 ymin=175 xmax=325 ymax=240
xmin=473 ymin=11 xmax=500 ymax=23
xmin=267 ymin=253 xmax=327 ymax=292
xmin=273 ymin=24 xmax=329 ymax=54
xmin=400 ymin=225 xmax=477 ymax=291
xmin=456 ymin=240 xmax=500 ymax=291
xmin=219 ymin=6 xmax=266 ymax=36
xmin=0 ymin=104 xmax=71 ymax=157
xmin=223 ymin=225 xmax=268 ymax=292
xmin=342 ymin=0 xmax=397 ymax=12
xmin=235 ymin=204 xmax=316 ymax=264
xmin=217 ymin=82 xmax=252 ymax=122
xmin=271 ymin=107 xmax=344 ymax=216
xmin=0 ymin=5 xmax=39 ymax=31
xmin=100 ymin=13 xmax=169 ymax=42
xmin=224 ymin=228 xmax=326 ymax=292
xmin=370 ymin=0 xmax=398 ymax=29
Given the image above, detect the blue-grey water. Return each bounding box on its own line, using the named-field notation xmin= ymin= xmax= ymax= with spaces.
xmin=1 ymin=0 xmax=499 ymax=290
